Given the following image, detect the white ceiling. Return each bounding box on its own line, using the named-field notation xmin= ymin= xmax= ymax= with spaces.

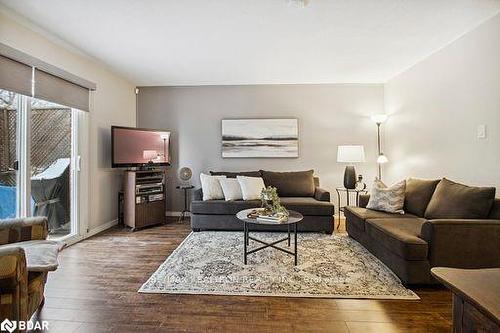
xmin=1 ymin=0 xmax=500 ymax=86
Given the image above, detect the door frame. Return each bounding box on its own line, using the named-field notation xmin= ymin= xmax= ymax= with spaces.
xmin=15 ymin=94 xmax=31 ymax=218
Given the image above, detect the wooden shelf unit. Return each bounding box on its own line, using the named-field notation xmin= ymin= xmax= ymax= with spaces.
xmin=123 ymin=169 xmax=166 ymax=230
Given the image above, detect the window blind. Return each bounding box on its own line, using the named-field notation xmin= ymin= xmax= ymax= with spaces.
xmin=0 ymin=55 xmax=33 ymax=96
xmin=34 ymin=69 xmax=90 ymax=111
xmin=0 ymin=43 xmax=94 ymax=112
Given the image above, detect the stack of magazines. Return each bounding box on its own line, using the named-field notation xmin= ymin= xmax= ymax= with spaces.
xmin=247 ymin=209 xmax=288 ymax=223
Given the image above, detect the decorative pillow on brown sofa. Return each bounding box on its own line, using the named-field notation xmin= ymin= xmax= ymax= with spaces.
xmin=260 ymin=170 xmax=315 ymax=197
xmin=424 ymin=178 xmax=496 ymax=219
xmin=210 ymin=171 xmax=261 ymax=178
xmin=366 ymin=179 xmax=406 ymax=214
xmin=404 ymin=178 xmax=440 ymax=217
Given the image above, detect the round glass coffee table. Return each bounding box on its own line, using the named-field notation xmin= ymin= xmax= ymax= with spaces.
xmin=236 ymin=208 xmax=304 ymax=266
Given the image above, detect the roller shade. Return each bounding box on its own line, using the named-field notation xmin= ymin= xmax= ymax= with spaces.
xmin=34 ymin=69 xmax=90 ymax=111
xmin=0 ymin=55 xmax=32 ymax=96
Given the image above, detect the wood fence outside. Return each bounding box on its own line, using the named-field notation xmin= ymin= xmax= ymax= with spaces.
xmin=0 ymin=108 xmax=71 ymax=186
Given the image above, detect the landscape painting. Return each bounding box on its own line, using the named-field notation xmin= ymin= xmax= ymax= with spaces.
xmin=222 ymin=119 xmax=298 ymax=158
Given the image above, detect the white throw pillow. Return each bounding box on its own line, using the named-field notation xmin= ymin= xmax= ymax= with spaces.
xmin=366 ymin=179 xmax=406 ymax=214
xmin=200 ymin=173 xmax=226 ymax=201
xmin=218 ymin=178 xmax=243 ymax=201
xmin=237 ymin=176 xmax=265 ymax=201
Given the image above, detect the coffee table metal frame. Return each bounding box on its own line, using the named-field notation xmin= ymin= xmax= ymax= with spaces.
xmin=237 ymin=209 xmax=303 ymax=266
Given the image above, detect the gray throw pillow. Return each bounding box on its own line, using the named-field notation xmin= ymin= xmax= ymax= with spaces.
xmin=366 ymin=179 xmax=406 ymax=214
xmin=424 ymin=178 xmax=496 ymax=219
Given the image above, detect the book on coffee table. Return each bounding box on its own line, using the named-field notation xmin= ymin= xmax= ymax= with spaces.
xmin=256 ymin=215 xmax=288 ymax=223
xmin=246 ymin=208 xmax=288 ymax=223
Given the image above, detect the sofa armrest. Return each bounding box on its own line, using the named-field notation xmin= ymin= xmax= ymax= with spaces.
xmin=0 ymin=246 xmax=29 ymax=321
xmin=0 ymin=217 xmax=48 ymax=245
xmin=420 ymin=219 xmax=500 ymax=268
xmin=314 ymin=187 xmax=330 ymax=202
xmin=191 ymin=188 xmax=203 ymax=202
xmin=359 ymin=194 xmax=370 ymax=208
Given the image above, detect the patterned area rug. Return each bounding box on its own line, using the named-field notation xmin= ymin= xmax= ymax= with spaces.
xmin=139 ymin=231 xmax=419 ymax=299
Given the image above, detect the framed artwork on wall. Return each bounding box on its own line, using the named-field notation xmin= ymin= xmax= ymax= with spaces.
xmin=221 ymin=118 xmax=298 ymax=158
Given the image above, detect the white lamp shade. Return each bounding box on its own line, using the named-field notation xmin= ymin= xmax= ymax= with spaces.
xmin=371 ymin=114 xmax=388 ymax=124
xmin=377 ymin=153 xmax=389 ymax=164
xmin=337 ymin=145 xmax=365 ymax=163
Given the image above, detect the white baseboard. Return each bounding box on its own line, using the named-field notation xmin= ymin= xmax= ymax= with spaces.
xmin=166 ymin=211 xmax=191 ymax=217
xmin=85 ymin=219 xmax=118 ymax=238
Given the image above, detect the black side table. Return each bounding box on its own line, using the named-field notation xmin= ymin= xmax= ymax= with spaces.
xmin=335 ymin=187 xmax=368 ymax=230
xmin=176 ymin=185 xmax=195 ymax=223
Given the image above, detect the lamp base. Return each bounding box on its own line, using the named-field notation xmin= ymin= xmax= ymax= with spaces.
xmin=343 ymin=166 xmax=357 ymax=189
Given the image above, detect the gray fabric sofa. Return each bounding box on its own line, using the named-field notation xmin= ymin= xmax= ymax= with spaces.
xmin=345 ymin=178 xmax=500 ymax=285
xmin=191 ymin=170 xmax=334 ymax=233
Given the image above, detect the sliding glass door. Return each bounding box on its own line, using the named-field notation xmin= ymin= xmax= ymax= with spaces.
xmin=0 ymin=88 xmax=82 ymax=240
xmin=30 ymin=97 xmax=75 ymax=238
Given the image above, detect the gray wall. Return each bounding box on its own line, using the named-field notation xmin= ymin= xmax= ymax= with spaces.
xmin=385 ymin=12 xmax=500 ymax=194
xmin=138 ymin=84 xmax=385 ymax=212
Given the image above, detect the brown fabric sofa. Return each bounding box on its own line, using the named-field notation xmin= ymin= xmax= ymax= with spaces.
xmin=191 ymin=170 xmax=334 ymax=233
xmin=0 ymin=217 xmax=49 ymax=323
xmin=345 ymin=178 xmax=500 ymax=285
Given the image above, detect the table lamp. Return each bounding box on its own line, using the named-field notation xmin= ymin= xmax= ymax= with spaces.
xmin=337 ymin=145 xmax=365 ymax=189
xmin=143 ymin=150 xmax=158 ymax=162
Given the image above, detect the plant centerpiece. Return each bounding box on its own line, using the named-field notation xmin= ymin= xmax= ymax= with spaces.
xmin=260 ymin=186 xmax=289 ymax=217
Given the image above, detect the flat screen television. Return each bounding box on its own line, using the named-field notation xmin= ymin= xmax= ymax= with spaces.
xmin=111 ymin=126 xmax=171 ymax=168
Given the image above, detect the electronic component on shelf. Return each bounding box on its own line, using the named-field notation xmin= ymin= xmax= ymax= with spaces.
xmin=135 ymin=182 xmax=163 ymax=194
xmin=148 ymin=193 xmax=164 ymax=202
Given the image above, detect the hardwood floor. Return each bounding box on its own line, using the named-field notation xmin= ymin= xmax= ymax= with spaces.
xmin=33 ymin=219 xmax=452 ymax=332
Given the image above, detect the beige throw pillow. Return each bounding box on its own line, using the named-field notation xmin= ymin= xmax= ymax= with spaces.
xmin=200 ymin=173 xmax=226 ymax=200
xmin=366 ymin=179 xmax=406 ymax=214
xmin=237 ymin=176 xmax=265 ymax=200
xmin=218 ymin=178 xmax=243 ymax=201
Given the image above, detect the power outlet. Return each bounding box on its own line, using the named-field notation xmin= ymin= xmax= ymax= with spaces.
xmin=477 ymin=125 xmax=486 ymax=139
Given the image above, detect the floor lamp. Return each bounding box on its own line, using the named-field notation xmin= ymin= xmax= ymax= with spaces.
xmin=371 ymin=114 xmax=388 ymax=180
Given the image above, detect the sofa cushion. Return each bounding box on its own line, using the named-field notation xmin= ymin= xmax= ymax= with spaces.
xmin=404 ymin=178 xmax=440 ymax=217
xmin=488 ymin=198 xmax=500 ymax=219
xmin=261 ymin=170 xmax=315 ymax=197
xmin=191 ymin=200 xmax=261 ymax=215
xmin=210 ymin=171 xmax=261 ymax=178
xmin=344 ymin=206 xmax=418 ymax=231
xmin=366 ymin=218 xmax=428 ymax=261
xmin=191 ymin=197 xmax=333 ymax=216
xmin=425 ymin=178 xmax=496 ymax=219
xmin=280 ymin=197 xmax=334 ymax=216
